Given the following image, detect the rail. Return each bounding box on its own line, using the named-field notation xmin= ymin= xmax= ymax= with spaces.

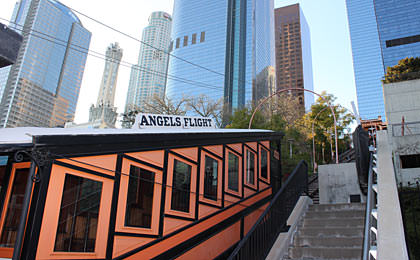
xmin=362 ymin=149 xmax=378 ymax=260
xmin=227 ymin=160 xmax=308 ymax=260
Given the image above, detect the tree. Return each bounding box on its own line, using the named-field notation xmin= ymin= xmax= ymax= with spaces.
xmin=121 ymin=94 xmax=189 ymax=128
xmin=383 ymin=57 xmax=420 ymax=83
xmin=187 ymin=95 xmax=223 ymax=127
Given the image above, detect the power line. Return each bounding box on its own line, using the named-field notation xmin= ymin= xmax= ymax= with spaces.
xmin=0 ymin=18 xmax=224 ymax=93
xmin=61 ymin=3 xmax=254 ymax=87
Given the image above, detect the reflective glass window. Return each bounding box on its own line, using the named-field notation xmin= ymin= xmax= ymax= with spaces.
xmin=228 ymin=152 xmax=239 ymax=191
xmin=200 ymin=31 xmax=205 ymax=43
xmin=54 ymin=174 xmax=102 ymax=252
xmin=192 ymin=33 xmax=197 ymax=44
xmin=125 ymin=165 xmax=155 ymax=228
xmin=171 ymin=160 xmax=191 ymax=212
xmin=204 ymin=156 xmax=218 ymax=200
xmin=246 ymin=150 xmax=255 ymax=185
xmin=183 ymin=36 xmax=188 ymax=47
xmin=261 ymin=148 xmax=268 ymax=179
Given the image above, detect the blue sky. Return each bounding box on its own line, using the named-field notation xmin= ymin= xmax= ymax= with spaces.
xmin=275 ymin=0 xmax=357 ymax=113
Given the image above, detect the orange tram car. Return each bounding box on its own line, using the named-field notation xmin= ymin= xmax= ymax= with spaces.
xmin=0 ymin=127 xmax=283 ymax=259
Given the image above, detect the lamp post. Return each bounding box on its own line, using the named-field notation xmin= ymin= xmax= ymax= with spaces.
xmin=312 ymin=106 xmax=329 ymax=173
xmin=248 ymin=87 xmax=339 ymax=164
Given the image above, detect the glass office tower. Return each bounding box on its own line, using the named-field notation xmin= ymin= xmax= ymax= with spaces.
xmin=346 ymin=0 xmax=420 ymax=120
xmin=165 ymin=0 xmax=275 ymax=115
xmin=125 ymin=11 xmax=172 ymax=113
xmin=0 ymin=0 xmax=91 ymax=127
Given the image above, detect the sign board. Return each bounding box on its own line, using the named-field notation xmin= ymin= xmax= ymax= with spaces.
xmin=132 ymin=113 xmax=216 ymax=129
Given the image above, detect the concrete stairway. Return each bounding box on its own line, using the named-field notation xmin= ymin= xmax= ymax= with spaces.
xmin=286 ymin=203 xmax=365 ymax=260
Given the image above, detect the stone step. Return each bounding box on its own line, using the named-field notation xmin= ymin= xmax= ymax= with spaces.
xmin=302 ymin=217 xmax=364 ymax=228
xmin=294 ymin=236 xmax=363 ymax=248
xmin=289 ymin=247 xmax=362 ymax=259
xmin=305 ymin=210 xmax=365 ymax=219
xmin=308 ymin=203 xmax=365 ymax=212
xmin=297 ymin=227 xmax=364 ymax=237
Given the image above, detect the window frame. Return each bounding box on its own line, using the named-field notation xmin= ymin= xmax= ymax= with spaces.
xmin=165 ymin=154 xmax=197 ymax=219
xmin=36 ymin=164 xmax=113 ymax=259
xmin=224 ymin=148 xmax=242 ymax=198
xmin=259 ymin=144 xmax=271 ymax=183
xmin=116 ymin=159 xmax=162 ymax=235
xmin=199 ymin=151 xmax=223 ymax=207
xmin=244 ymin=147 xmax=258 ymax=190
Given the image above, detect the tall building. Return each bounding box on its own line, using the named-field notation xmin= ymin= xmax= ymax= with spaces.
xmin=125 ymin=11 xmax=172 ymax=113
xmin=165 ymin=0 xmax=276 ymax=115
xmin=87 ymin=42 xmax=122 ymax=128
xmin=274 ymin=4 xmax=314 ymax=112
xmin=346 ymin=0 xmax=420 ymax=120
xmin=0 ymin=0 xmax=91 ymax=128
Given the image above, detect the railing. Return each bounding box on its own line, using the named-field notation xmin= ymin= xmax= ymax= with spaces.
xmin=392 ymin=121 xmax=420 ymax=136
xmin=362 ymin=149 xmax=378 ymax=260
xmin=399 ymin=181 xmax=420 ymax=259
xmin=227 ymin=160 xmax=308 ymax=260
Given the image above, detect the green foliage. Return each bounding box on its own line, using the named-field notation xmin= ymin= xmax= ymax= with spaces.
xmin=383 ymin=57 xmax=420 ymax=83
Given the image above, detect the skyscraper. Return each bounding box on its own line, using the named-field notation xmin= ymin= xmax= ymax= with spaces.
xmin=346 ymin=0 xmax=420 ymax=120
xmin=165 ymin=0 xmax=275 ymax=115
xmin=88 ymin=42 xmax=123 ymax=128
xmin=274 ymin=4 xmax=314 ymax=112
xmin=0 ymin=0 xmax=91 ymax=128
xmin=125 ymin=11 xmax=172 ymax=113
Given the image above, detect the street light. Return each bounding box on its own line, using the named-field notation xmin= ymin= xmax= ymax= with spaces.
xmin=249 ymin=88 xmax=339 ymax=164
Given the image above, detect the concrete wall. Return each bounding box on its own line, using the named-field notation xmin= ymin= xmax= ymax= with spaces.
xmin=318 ymin=162 xmax=365 ymax=204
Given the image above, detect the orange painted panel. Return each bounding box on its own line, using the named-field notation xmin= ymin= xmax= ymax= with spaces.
xmin=115 ymin=159 xmax=162 ymax=235
xmin=176 ymin=221 xmax=241 ymax=260
xmin=171 ymin=147 xmax=198 ymax=162
xmin=244 ymin=203 xmax=269 ymax=235
xmin=244 ymin=187 xmax=255 ymax=197
xmin=203 ymin=145 xmax=223 ymax=157
xmin=224 ymin=195 xmax=240 ymax=205
xmin=260 ymin=141 xmax=270 ymax=149
xmin=0 ymin=248 xmax=12 ymax=258
xmin=163 ymin=218 xmax=192 ymax=236
xmin=259 ymin=181 xmax=269 ymax=190
xmin=245 ymin=142 xmax=257 ymax=151
xmin=113 ymin=236 xmax=154 ymax=258
xmin=124 ymin=189 xmax=271 ymax=259
xmin=227 ymin=143 xmax=242 ymax=154
xmin=198 ymin=204 xmax=218 ymax=218
xmin=125 ymin=150 xmax=164 ymax=168
xmin=58 ymin=154 xmax=117 ymax=177
xmin=36 ymin=164 xmax=113 ymax=259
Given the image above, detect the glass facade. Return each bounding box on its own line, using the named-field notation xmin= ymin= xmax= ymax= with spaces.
xmin=346 ymin=0 xmax=420 ymax=120
xmin=125 ymin=11 xmax=172 ymax=113
xmin=0 ymin=0 xmax=91 ymax=127
xmin=166 ymin=0 xmax=275 ymax=115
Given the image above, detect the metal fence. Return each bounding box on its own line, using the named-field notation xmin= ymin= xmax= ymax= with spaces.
xmin=227 ymin=160 xmax=308 ymax=260
xmin=392 ymin=121 xmax=420 ymax=136
xmin=399 ymin=181 xmax=420 ymax=260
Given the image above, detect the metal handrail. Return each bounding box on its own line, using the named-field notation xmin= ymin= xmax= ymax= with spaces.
xmin=362 ymin=151 xmax=377 ymax=260
xmin=227 ymin=160 xmax=308 ymax=260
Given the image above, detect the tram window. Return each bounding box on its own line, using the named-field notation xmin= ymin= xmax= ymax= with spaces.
xmin=0 ymin=156 xmax=8 ymax=207
xmin=246 ymin=150 xmax=256 ymax=185
xmin=54 ymin=174 xmax=102 ymax=252
xmin=204 ymin=156 xmax=218 ymax=201
xmin=0 ymin=168 xmax=29 ymax=247
xmin=171 ymin=159 xmax=191 ymax=212
xmin=125 ymin=165 xmax=155 ymax=228
xmin=261 ymin=148 xmax=268 ymax=179
xmin=228 ymin=152 xmax=239 ymax=192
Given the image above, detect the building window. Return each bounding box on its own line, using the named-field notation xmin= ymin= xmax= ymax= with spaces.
xmin=204 ymin=155 xmax=218 ymax=200
xmin=386 ymin=34 xmax=420 ymax=48
xmin=228 ymin=152 xmax=239 ymax=192
xmin=54 ymin=174 xmax=102 ymax=252
xmin=192 ymin=33 xmax=197 ymax=44
xmin=176 ymin=38 xmax=180 ymax=48
xmin=183 ymin=36 xmax=188 ymax=47
xmin=200 ymin=31 xmax=205 ymax=43
xmin=246 ymin=150 xmax=256 ymax=185
xmin=171 ymin=159 xmax=191 ymax=212
xmin=125 ymin=165 xmax=155 ymax=228
xmin=261 ymin=148 xmax=268 ymax=179
xmin=169 ymin=41 xmax=173 ymax=52
xmin=400 ymin=154 xmax=420 ymax=169
xmin=0 ymin=168 xmax=29 ymax=248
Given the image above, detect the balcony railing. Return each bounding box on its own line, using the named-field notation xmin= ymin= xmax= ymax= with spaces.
xmin=227 ymin=160 xmax=308 ymax=260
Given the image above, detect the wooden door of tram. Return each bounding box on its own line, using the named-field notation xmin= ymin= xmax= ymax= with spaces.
xmin=0 ymin=159 xmax=31 ymax=258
